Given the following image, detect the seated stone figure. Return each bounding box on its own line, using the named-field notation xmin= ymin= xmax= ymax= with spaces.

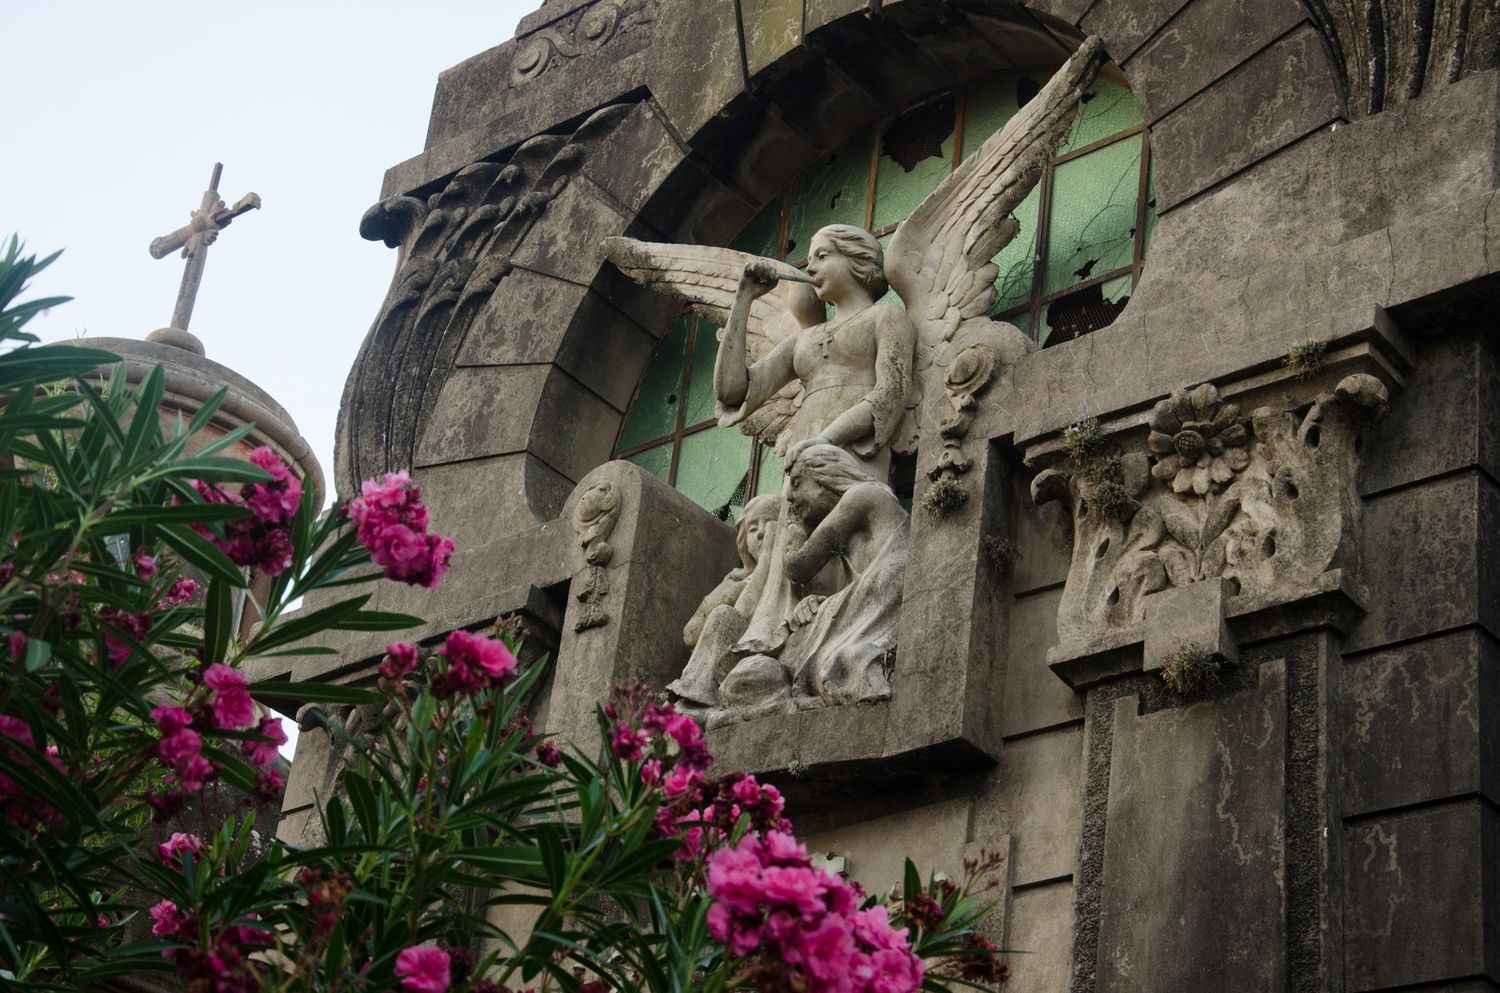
xmin=719 ymin=444 xmax=910 ymax=714
xmin=668 ymin=494 xmax=779 ymax=708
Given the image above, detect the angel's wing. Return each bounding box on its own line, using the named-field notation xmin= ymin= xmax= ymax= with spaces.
xmin=600 ymin=237 xmax=809 ymax=450
xmin=884 ymin=36 xmax=1105 ymax=452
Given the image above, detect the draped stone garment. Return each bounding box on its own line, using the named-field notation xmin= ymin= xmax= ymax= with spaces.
xmin=784 ymin=514 xmax=909 ymax=705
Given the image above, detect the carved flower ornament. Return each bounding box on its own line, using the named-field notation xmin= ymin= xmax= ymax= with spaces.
xmin=1147 ymin=384 xmax=1249 ymax=496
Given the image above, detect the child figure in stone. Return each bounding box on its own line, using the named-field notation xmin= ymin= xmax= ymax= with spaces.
xmin=668 ymin=493 xmax=779 ymax=708
xmin=719 ymin=444 xmax=909 ymax=712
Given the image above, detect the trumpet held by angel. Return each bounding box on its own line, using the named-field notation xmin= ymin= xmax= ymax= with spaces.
xmin=602 ymin=37 xmax=1105 ymax=484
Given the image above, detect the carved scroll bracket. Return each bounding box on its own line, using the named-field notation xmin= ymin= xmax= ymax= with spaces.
xmin=1031 ymin=355 xmax=1396 ymax=690
xmin=512 ymin=0 xmax=655 ymax=85
xmin=571 ymin=480 xmax=621 ymax=631
xmin=921 ymin=321 xmax=1030 ymax=520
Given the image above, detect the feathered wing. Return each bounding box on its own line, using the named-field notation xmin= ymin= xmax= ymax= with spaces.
xmin=601 ymin=238 xmax=808 ymax=449
xmin=884 ymin=36 xmax=1106 ymax=453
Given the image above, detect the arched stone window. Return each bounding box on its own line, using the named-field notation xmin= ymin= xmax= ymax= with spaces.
xmin=614 ymin=68 xmax=1155 ymax=519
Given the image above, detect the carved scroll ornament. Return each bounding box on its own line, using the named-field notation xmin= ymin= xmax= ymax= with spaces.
xmin=572 ymin=480 xmax=622 ymax=631
xmin=1033 ymin=375 xmax=1388 ymax=667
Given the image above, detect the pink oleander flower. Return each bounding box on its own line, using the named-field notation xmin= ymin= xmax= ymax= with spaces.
xmin=395 ymin=945 xmax=451 ymax=993
xmin=346 ymin=472 xmax=454 ymax=589
xmin=192 ymin=447 xmax=301 ymax=576
xmin=8 ymin=631 xmax=25 ymax=662
xmin=437 ymin=629 xmax=516 ymax=697
xmin=706 ymin=831 xmax=924 ymax=993
xmin=158 ymin=832 xmax=206 ymax=866
xmin=641 ymin=758 xmax=663 ymax=787
xmin=162 ymin=576 xmax=198 ymax=606
xmin=380 ymin=641 xmax=420 ymax=682
xmin=149 ymin=899 xmax=189 ymax=937
xmin=154 ymin=709 xmax=217 ymax=793
xmin=132 ymin=548 xmax=158 ymax=580
xmin=610 ymin=723 xmax=647 ymax=762
xmin=254 ymin=769 xmax=285 ymax=806
xmin=100 ymin=607 xmax=152 ymax=667
xmin=203 ymin=663 xmax=256 ymax=730
xmin=241 ymin=715 xmax=286 ymax=767
xmin=151 ymin=704 xmax=193 ymax=735
xmin=534 ymin=740 xmax=562 ymax=767
xmin=663 ymin=764 xmax=703 ymax=797
xmin=246 ymin=447 xmax=302 ymax=524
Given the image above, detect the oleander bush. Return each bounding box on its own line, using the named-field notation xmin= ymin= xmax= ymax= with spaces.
xmin=0 ymin=240 xmax=1008 ymax=993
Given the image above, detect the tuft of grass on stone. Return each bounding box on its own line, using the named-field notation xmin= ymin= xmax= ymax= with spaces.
xmin=1160 ymin=644 xmax=1227 ymax=696
xmin=1283 ymin=339 xmax=1328 ymax=380
xmin=1062 ymin=416 xmax=1105 ymax=466
xmin=1083 ymin=454 xmax=1132 ymax=520
xmin=983 ymin=535 xmax=1019 ymax=574
xmin=922 ymin=476 xmax=969 ymax=518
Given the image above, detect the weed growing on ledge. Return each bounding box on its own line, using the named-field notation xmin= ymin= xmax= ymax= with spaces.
xmin=983 ymin=535 xmax=1019 ymax=575
xmin=1160 ymin=644 xmax=1228 ymax=695
xmin=923 ymin=476 xmax=969 ymax=518
xmin=1284 ymin=339 xmax=1328 ymax=380
xmin=1062 ymin=416 xmax=1105 ymax=465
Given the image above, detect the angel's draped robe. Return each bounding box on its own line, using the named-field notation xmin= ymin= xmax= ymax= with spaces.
xmin=715 ymin=303 xmax=915 ymax=663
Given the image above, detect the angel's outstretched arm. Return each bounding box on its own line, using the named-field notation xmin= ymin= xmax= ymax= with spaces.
xmin=717 ymin=262 xmax=798 ymax=414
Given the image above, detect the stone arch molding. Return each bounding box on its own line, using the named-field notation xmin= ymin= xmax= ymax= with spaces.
xmin=336 ymin=0 xmax=1353 ymax=553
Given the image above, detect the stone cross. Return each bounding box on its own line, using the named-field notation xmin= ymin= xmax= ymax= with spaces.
xmin=149 ymin=163 xmax=261 ymax=333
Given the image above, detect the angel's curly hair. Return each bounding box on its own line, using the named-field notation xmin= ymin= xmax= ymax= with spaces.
xmin=814 ymin=224 xmax=889 ymax=300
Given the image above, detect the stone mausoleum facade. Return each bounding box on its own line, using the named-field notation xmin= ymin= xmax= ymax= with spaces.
xmin=265 ymin=2 xmax=1500 ymax=990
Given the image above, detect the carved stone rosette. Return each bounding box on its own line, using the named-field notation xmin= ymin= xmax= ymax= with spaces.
xmin=571 ymin=480 xmax=621 ymax=631
xmin=1033 ymin=373 xmax=1390 ymax=679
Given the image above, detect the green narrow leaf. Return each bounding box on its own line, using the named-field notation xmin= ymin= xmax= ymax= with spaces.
xmin=203 ymin=577 xmax=232 ymax=665
xmin=248 ymin=681 xmax=383 ymax=706
xmin=158 ymin=523 xmax=247 ymax=586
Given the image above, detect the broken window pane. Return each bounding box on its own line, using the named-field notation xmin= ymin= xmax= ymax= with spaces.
xmin=1060 ymin=78 xmax=1141 ymax=154
xmin=625 ymin=442 xmax=673 ymax=482
xmin=617 ymin=315 xmax=690 ymax=450
xmin=1044 ymin=133 xmax=1142 ymax=297
xmin=872 ymin=96 xmax=955 ymax=230
xmin=734 ymin=199 xmax=787 ymax=260
xmin=676 ymin=426 xmax=752 ymax=519
xmin=757 ymin=445 xmax=784 ymax=498
xmin=684 ymin=319 xmax=722 ymax=427
xmin=990 ymin=184 xmax=1042 ymax=315
xmin=784 ymin=131 xmax=874 ymax=262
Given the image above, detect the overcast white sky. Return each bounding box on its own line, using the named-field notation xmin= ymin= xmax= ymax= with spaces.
xmin=5 ymin=1 xmax=537 ymax=502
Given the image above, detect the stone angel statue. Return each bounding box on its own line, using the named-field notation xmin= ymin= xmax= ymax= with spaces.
xmin=602 ymin=36 xmax=1106 ymax=483
xmin=601 ymin=37 xmax=1105 ymax=716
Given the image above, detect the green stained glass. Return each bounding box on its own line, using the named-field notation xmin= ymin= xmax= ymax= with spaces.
xmin=626 ymin=442 xmax=673 ymax=482
xmin=676 ymin=426 xmax=753 ymax=518
xmin=961 ymin=75 xmax=1024 ymax=161
xmin=616 ymin=315 xmax=690 ymax=451
xmin=734 ymin=198 xmax=786 ymax=260
xmin=1043 ymin=134 xmax=1142 ymax=297
xmin=784 ymin=131 xmax=874 ymax=263
xmin=990 ymin=184 xmax=1041 ymax=315
xmin=756 ymin=446 xmax=784 ymax=498
xmin=1142 ymin=158 xmax=1159 ymax=254
xmin=684 ymin=320 xmax=722 ymax=427
xmin=874 ymin=232 xmax=901 ymax=307
xmin=1059 ymin=79 xmax=1141 ymax=155
xmin=871 ymin=97 xmax=956 ymax=230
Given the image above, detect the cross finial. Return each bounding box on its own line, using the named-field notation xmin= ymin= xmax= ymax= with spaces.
xmin=149 ymin=163 xmax=261 ymax=341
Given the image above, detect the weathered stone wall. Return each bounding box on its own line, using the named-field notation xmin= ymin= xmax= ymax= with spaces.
xmin=288 ymin=2 xmax=1500 ymax=990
